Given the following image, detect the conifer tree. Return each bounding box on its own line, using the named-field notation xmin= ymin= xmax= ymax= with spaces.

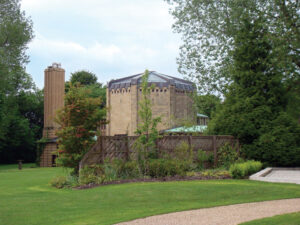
xmin=208 ymin=16 xmax=300 ymax=166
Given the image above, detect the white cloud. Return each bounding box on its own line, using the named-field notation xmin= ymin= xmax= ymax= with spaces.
xmin=21 ymin=0 xmax=183 ymax=88
xmin=29 ymin=32 xmax=160 ymax=64
xmin=29 ymin=34 xmax=121 ymax=63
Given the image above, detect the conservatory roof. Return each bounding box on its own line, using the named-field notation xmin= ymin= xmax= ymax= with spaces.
xmin=163 ymin=125 xmax=207 ymax=133
xmin=108 ymin=71 xmax=195 ymax=91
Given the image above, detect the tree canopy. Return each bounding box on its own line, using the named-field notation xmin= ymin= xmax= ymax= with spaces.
xmin=0 ymin=0 xmax=43 ymax=164
xmin=194 ymin=94 xmax=221 ymax=118
xmin=0 ymin=0 xmax=33 ymax=94
xmin=167 ymin=0 xmax=300 ymax=95
xmin=70 ymin=70 xmax=98 ymax=86
xmin=66 ymin=70 xmax=106 ymax=107
xmin=208 ymin=16 xmax=300 ymax=166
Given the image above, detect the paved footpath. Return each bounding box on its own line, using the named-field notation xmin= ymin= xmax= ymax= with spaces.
xmin=116 ymin=198 xmax=300 ymax=225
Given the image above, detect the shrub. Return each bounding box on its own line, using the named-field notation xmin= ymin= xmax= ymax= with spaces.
xmin=217 ymin=143 xmax=238 ymax=168
xmin=147 ymin=158 xmax=188 ymax=178
xmin=174 ymin=141 xmax=193 ymax=163
xmin=196 ymin=149 xmax=214 ymax=170
xmin=229 ymin=160 xmax=262 ymax=179
xmin=116 ymin=160 xmax=140 ymax=179
xmin=50 ymin=176 xmax=68 ymax=189
xmin=102 ymin=163 xmax=118 ymax=182
xmin=79 ymin=165 xmax=104 ymax=185
xmin=50 ymin=175 xmax=79 ymax=189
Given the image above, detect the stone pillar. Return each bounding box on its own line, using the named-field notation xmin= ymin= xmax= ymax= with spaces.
xmin=169 ymin=85 xmax=176 ymax=128
xmin=130 ymin=85 xmax=138 ymax=136
xmin=106 ymin=87 xmax=111 ymax=136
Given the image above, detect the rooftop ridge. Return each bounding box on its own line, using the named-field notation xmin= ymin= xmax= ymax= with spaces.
xmin=108 ymin=71 xmax=195 ymax=91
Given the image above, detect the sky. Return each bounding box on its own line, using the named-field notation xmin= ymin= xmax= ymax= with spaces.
xmin=21 ymin=0 xmax=182 ymax=89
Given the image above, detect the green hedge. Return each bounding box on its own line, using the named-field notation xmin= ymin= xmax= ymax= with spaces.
xmin=147 ymin=159 xmax=189 ymax=178
xmin=229 ymin=160 xmax=262 ymax=179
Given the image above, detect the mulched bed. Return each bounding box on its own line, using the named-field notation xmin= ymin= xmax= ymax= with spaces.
xmin=75 ymin=174 xmax=231 ymax=190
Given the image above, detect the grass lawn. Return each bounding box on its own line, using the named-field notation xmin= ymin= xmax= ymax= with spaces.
xmin=240 ymin=212 xmax=300 ymax=225
xmin=1 ymin=164 xmax=300 ymax=225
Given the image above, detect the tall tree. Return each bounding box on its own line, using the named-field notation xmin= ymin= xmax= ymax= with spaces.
xmin=208 ymin=16 xmax=300 ymax=166
xmin=0 ymin=0 xmax=33 ymax=94
xmin=167 ymin=0 xmax=300 ymax=95
xmin=0 ymin=0 xmax=42 ymax=163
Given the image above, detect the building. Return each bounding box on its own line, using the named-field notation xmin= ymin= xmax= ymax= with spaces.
xmin=197 ymin=113 xmax=209 ymax=126
xmin=40 ymin=63 xmax=65 ymax=167
xmin=106 ymin=71 xmax=195 ymax=136
xmin=40 ymin=68 xmax=195 ymax=166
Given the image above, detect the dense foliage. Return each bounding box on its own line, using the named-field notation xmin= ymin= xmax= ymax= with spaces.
xmin=55 ymin=84 xmax=106 ymax=175
xmin=66 ymin=70 xmax=106 ymax=107
xmin=229 ymin=160 xmax=263 ymax=179
xmin=208 ymin=17 xmax=300 ymax=166
xmin=167 ymin=0 xmax=300 ymax=97
xmin=70 ymin=70 xmax=98 ymax=86
xmin=194 ymin=94 xmax=221 ymax=118
xmin=0 ymin=0 xmax=43 ymax=163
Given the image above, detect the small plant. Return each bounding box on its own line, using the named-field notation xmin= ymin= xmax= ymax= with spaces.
xmin=196 ymin=149 xmax=211 ymax=170
xmin=147 ymin=158 xmax=188 ymax=178
xmin=116 ymin=160 xmax=140 ymax=179
xmin=79 ymin=165 xmax=104 ymax=185
xmin=174 ymin=141 xmax=193 ymax=163
xmin=50 ymin=176 xmax=68 ymax=189
xmin=217 ymin=142 xmax=238 ymax=169
xmin=50 ymin=175 xmax=79 ymax=188
xmin=199 ymin=169 xmax=231 ymax=178
xmin=229 ymin=160 xmax=262 ymax=179
xmin=102 ymin=163 xmax=118 ymax=182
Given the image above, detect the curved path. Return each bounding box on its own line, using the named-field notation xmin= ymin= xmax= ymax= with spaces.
xmin=116 ymin=198 xmax=300 ymax=225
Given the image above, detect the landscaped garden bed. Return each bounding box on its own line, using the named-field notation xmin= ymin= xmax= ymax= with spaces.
xmin=75 ymin=170 xmax=231 ymax=189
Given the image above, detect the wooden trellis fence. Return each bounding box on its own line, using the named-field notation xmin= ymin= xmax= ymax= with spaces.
xmin=79 ymin=135 xmax=239 ymax=169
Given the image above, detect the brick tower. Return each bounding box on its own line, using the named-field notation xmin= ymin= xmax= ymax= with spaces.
xmin=40 ymin=63 xmax=65 ymax=167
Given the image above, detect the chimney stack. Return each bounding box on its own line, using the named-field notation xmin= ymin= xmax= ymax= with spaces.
xmin=43 ymin=63 xmax=65 ymax=138
xmin=40 ymin=63 xmax=65 ymax=167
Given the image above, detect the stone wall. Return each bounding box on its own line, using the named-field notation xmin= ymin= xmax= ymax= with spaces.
xmin=106 ymin=84 xmax=194 ymax=136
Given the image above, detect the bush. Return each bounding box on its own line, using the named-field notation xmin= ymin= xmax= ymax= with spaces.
xmin=174 ymin=141 xmax=193 ymax=163
xmin=229 ymin=160 xmax=262 ymax=179
xmin=116 ymin=160 xmax=140 ymax=179
xmin=50 ymin=175 xmax=78 ymax=188
xmin=196 ymin=150 xmax=214 ymax=170
xmin=147 ymin=158 xmax=188 ymax=178
xmin=78 ymin=160 xmax=141 ymax=185
xmin=50 ymin=176 xmax=68 ymax=189
xmin=217 ymin=143 xmax=238 ymax=168
xmin=79 ymin=165 xmax=104 ymax=185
